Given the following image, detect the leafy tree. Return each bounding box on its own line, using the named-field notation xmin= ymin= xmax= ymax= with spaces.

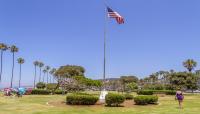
xmin=183 ymin=59 xmax=197 ymax=72
xmin=38 ymin=62 xmax=44 ymax=82
xmin=36 ymin=82 xmax=46 ymax=89
xmin=169 ymin=72 xmax=199 ymax=91
xmin=185 ymin=73 xmax=199 ymax=92
xmin=17 ymin=57 xmax=25 ymax=88
xmin=55 ymin=65 xmax=85 ymax=78
xmin=46 ymin=83 xmax=57 ymax=91
xmin=33 ymin=61 xmax=39 ymax=88
xmin=0 ymin=43 xmax=8 ymax=82
xmin=120 ymin=76 xmax=138 ymax=92
xmin=10 ymin=45 xmax=18 ymax=88
xmin=126 ymin=82 xmax=138 ymax=92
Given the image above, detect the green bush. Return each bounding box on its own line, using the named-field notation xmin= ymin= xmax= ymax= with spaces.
xmin=36 ymin=82 xmax=46 ymax=89
xmin=134 ymin=95 xmax=158 ymax=105
xmin=66 ymin=93 xmax=98 ymax=105
xmin=46 ymin=83 xmax=57 ymax=90
xmin=165 ymin=90 xmax=176 ymax=95
xmin=31 ymin=89 xmax=51 ymax=95
xmin=124 ymin=94 xmax=134 ymax=100
xmin=54 ymin=90 xmax=67 ymax=94
xmin=137 ymin=90 xmax=176 ymax=95
xmin=137 ymin=90 xmax=154 ymax=95
xmin=105 ymin=93 xmax=125 ymax=107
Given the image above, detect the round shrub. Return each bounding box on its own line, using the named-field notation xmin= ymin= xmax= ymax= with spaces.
xmin=105 ymin=93 xmax=125 ymax=107
xmin=124 ymin=94 xmax=134 ymax=100
xmin=134 ymin=95 xmax=158 ymax=105
xmin=36 ymin=82 xmax=46 ymax=89
xmin=31 ymin=89 xmax=51 ymax=95
xmin=46 ymin=83 xmax=57 ymax=90
xmin=66 ymin=93 xmax=98 ymax=105
xmin=137 ymin=90 xmax=154 ymax=95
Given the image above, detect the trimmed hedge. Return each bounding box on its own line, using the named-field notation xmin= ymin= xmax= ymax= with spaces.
xmin=66 ymin=93 xmax=98 ymax=105
xmin=31 ymin=89 xmax=51 ymax=95
xmin=137 ymin=90 xmax=153 ymax=95
xmin=105 ymin=93 xmax=125 ymax=107
xmin=137 ymin=90 xmax=176 ymax=95
xmin=124 ymin=94 xmax=134 ymax=100
xmin=134 ymin=95 xmax=158 ymax=105
xmin=54 ymin=90 xmax=67 ymax=94
xmin=165 ymin=91 xmax=176 ymax=95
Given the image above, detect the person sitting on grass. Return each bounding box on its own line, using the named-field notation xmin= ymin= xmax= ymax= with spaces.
xmin=175 ymin=88 xmax=184 ymax=109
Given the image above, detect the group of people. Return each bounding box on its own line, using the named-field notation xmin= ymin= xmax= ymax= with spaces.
xmin=4 ymin=88 xmax=26 ymax=97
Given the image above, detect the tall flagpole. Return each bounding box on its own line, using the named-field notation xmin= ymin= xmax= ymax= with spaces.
xmin=99 ymin=2 xmax=108 ymax=103
xmin=103 ymin=4 xmax=107 ymax=85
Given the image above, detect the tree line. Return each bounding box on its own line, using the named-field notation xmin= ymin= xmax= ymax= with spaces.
xmin=0 ymin=43 xmax=56 ymax=88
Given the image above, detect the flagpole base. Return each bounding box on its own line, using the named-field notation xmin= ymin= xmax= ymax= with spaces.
xmin=99 ymin=89 xmax=108 ymax=103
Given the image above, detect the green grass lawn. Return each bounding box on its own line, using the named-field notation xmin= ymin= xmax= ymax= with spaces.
xmin=0 ymin=93 xmax=200 ymax=114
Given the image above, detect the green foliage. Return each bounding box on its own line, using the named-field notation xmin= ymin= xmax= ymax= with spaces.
xmin=183 ymin=59 xmax=197 ymax=72
xmin=54 ymin=90 xmax=67 ymax=94
xmin=137 ymin=90 xmax=176 ymax=95
xmin=124 ymin=94 xmax=134 ymax=100
xmin=46 ymin=83 xmax=57 ymax=90
xmin=134 ymin=95 xmax=158 ymax=105
xmin=105 ymin=93 xmax=125 ymax=107
xmin=31 ymin=89 xmax=51 ymax=95
xmin=137 ymin=90 xmax=154 ymax=95
xmin=165 ymin=90 xmax=176 ymax=95
xmin=120 ymin=76 xmax=139 ymax=92
xmin=126 ymin=82 xmax=138 ymax=92
xmin=142 ymin=84 xmax=165 ymax=90
xmin=66 ymin=93 xmax=98 ymax=105
xmin=36 ymin=82 xmax=46 ymax=89
xmin=120 ymin=76 xmax=139 ymax=83
xmin=55 ymin=65 xmax=85 ymax=77
xmin=73 ymin=76 xmax=102 ymax=87
xmin=169 ymin=72 xmax=199 ymax=90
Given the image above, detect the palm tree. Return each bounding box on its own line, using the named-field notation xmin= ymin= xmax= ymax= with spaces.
xmin=43 ymin=69 xmax=47 ymax=82
xmin=50 ymin=68 xmax=56 ymax=83
xmin=17 ymin=58 xmax=25 ymax=88
xmin=33 ymin=61 xmax=39 ymax=88
xmin=10 ymin=45 xmax=18 ymax=88
xmin=0 ymin=43 xmax=8 ymax=82
xmin=183 ymin=59 xmax=197 ymax=72
xmin=45 ymin=66 xmax=50 ymax=84
xmin=38 ymin=62 xmax=44 ymax=82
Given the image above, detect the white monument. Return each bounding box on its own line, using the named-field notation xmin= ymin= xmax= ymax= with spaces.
xmin=99 ymin=89 xmax=108 ymax=103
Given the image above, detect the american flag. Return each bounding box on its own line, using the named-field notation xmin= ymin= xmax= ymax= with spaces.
xmin=107 ymin=7 xmax=124 ymax=24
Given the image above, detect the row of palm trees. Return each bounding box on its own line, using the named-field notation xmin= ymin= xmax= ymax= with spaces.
xmin=0 ymin=43 xmax=23 ymax=88
xmin=142 ymin=59 xmax=198 ymax=84
xmin=33 ymin=61 xmax=56 ymax=88
xmin=0 ymin=43 xmax=57 ymax=88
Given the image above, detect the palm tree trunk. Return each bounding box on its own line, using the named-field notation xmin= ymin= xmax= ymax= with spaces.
xmin=43 ymin=72 xmax=45 ymax=82
xmin=19 ymin=64 xmax=22 ymax=88
xmin=0 ymin=50 xmax=3 ymax=82
xmin=11 ymin=52 xmax=15 ymax=88
xmin=47 ymin=72 xmax=48 ymax=84
xmin=39 ymin=67 xmax=41 ymax=82
xmin=49 ymin=75 xmax=51 ymax=83
xmin=34 ymin=65 xmax=36 ymax=89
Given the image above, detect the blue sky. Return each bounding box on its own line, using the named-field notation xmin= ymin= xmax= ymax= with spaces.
xmin=1 ymin=0 xmax=200 ymax=87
